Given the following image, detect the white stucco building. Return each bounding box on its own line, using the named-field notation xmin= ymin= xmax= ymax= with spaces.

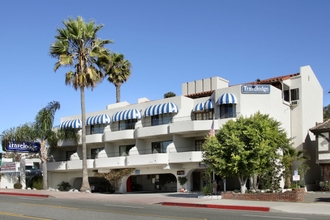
xmin=47 ymin=65 xmax=323 ymax=192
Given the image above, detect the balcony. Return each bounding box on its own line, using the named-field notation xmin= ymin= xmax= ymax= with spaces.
xmin=127 ymin=154 xmax=168 ymax=166
xmin=169 ymin=120 xmax=216 ymax=135
xmin=47 ymin=161 xmax=67 ymax=171
xmin=168 ymin=151 xmax=202 ymax=163
xmin=66 ymin=159 xmax=94 ymax=170
xmin=135 ymin=124 xmax=169 ymax=138
xmin=104 ymin=129 xmax=134 ymax=142
xmin=95 ymin=157 xmax=127 ymax=168
xmin=86 ymin=133 xmax=103 ymax=143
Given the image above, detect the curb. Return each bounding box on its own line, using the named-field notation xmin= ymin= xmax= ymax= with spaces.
xmin=161 ymin=202 xmax=270 ymax=212
xmin=0 ymin=192 xmax=49 ymax=198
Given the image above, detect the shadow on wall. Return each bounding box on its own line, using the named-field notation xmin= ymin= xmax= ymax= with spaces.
xmin=303 ymin=133 xmax=321 ymax=190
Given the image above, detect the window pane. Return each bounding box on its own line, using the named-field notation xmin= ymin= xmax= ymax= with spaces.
xmin=318 ymin=133 xmax=329 ymax=151
xmin=291 ymin=88 xmax=299 ymax=101
xmin=161 ymin=141 xmax=172 ymax=153
xmin=152 ymin=115 xmax=159 ymax=126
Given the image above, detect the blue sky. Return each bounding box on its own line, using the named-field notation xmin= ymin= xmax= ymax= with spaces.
xmin=0 ymin=0 xmax=329 ymax=136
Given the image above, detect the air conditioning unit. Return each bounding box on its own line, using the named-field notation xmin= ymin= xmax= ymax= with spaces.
xmin=291 ymin=100 xmax=299 ymax=106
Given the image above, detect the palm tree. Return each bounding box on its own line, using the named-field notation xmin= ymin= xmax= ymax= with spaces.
xmin=50 ymin=16 xmax=112 ymax=192
xmin=34 ymin=101 xmax=76 ymax=190
xmin=105 ymin=53 xmax=132 ymax=103
xmin=1 ymin=101 xmax=79 ymax=190
xmin=282 ymin=146 xmax=310 ymax=188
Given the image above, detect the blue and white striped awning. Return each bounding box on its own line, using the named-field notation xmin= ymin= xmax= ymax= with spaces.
xmin=86 ymin=114 xmax=111 ymax=126
xmin=60 ymin=119 xmax=82 ymax=129
xmin=193 ymin=99 xmax=214 ymax=112
xmin=193 ymin=102 xmax=204 ymax=112
xmin=218 ymin=93 xmax=237 ymax=104
xmin=204 ymin=99 xmax=214 ymax=110
xmin=112 ymin=109 xmax=142 ymax=122
xmin=144 ymin=102 xmax=179 ymax=117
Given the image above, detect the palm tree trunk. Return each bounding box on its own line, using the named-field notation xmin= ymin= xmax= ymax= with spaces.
xmin=80 ymin=87 xmax=90 ymax=192
xmin=40 ymin=140 xmax=48 ymax=190
xmin=116 ymin=84 xmax=121 ymax=103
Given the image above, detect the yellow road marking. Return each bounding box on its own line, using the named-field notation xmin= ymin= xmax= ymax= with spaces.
xmin=0 ymin=211 xmax=51 ymax=220
xmin=19 ymin=202 xmax=206 ymax=220
xmin=20 ymin=203 xmax=79 ymax=210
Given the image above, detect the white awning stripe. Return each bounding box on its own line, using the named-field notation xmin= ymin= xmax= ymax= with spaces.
xmin=60 ymin=119 xmax=82 ymax=129
xmin=204 ymin=99 xmax=214 ymax=110
xmin=193 ymin=99 xmax=214 ymax=112
xmin=112 ymin=109 xmax=142 ymax=122
xmin=193 ymin=102 xmax=204 ymax=112
xmin=144 ymin=102 xmax=179 ymax=117
xmin=218 ymin=93 xmax=237 ymax=104
xmin=86 ymin=114 xmax=111 ymax=125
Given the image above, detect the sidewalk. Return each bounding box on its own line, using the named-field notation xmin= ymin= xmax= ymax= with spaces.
xmin=1 ymin=189 xmax=330 ymax=215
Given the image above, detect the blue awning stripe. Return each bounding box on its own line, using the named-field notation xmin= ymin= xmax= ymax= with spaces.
xmin=218 ymin=93 xmax=237 ymax=104
xmin=193 ymin=102 xmax=204 ymax=112
xmin=112 ymin=109 xmax=142 ymax=122
xmin=86 ymin=114 xmax=111 ymax=125
xmin=60 ymin=119 xmax=82 ymax=129
xmin=144 ymin=102 xmax=178 ymax=117
xmin=204 ymin=99 xmax=214 ymax=110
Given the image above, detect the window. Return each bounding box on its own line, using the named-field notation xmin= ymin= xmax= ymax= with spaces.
xmin=119 ymin=145 xmax=134 ymax=156
xmin=318 ymin=133 xmax=329 ymax=152
xmin=194 ymin=111 xmax=213 ymax=120
xmin=291 ymin=88 xmax=299 ymax=101
xmin=119 ymin=119 xmax=137 ymax=130
xmin=86 ymin=124 xmax=106 ymax=135
xmin=91 ymin=148 xmax=104 ymax=159
xmin=152 ymin=141 xmax=172 ymax=153
xmin=220 ymin=104 xmax=236 ymax=119
xmin=195 ymin=140 xmax=204 ymax=151
xmin=66 ymin=151 xmax=76 ymax=160
xmin=151 ymin=114 xmax=172 ymax=126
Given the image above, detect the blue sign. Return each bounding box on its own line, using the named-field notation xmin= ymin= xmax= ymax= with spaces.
xmin=241 ymin=85 xmax=271 ymax=94
xmin=5 ymin=142 xmax=41 ymax=153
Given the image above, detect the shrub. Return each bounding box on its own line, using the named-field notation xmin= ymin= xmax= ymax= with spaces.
xmin=32 ymin=177 xmax=43 ymax=190
xmin=57 ymin=181 xmax=71 ymax=191
xmin=202 ymin=183 xmax=213 ymax=195
xmin=14 ymin=182 xmax=23 ymax=189
xmin=178 ymin=176 xmax=188 ymax=188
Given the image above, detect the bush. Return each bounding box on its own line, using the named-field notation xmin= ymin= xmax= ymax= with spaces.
xmin=32 ymin=176 xmax=43 ymax=190
xmin=202 ymin=183 xmax=213 ymax=195
xmin=14 ymin=182 xmax=22 ymax=189
xmin=57 ymin=181 xmax=71 ymax=191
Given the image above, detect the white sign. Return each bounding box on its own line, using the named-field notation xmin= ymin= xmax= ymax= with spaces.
xmin=292 ymin=175 xmax=300 ymax=181
xmin=1 ymin=162 xmax=17 ymax=172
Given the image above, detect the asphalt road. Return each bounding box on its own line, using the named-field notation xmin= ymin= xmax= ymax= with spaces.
xmin=0 ymin=194 xmax=329 ymax=220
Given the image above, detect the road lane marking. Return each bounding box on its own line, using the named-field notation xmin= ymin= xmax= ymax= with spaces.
xmin=19 ymin=198 xmax=45 ymax=201
xmin=105 ymin=204 xmax=144 ymax=209
xmin=0 ymin=211 xmax=52 ymax=220
xmin=243 ymin=214 xmax=306 ymax=220
xmin=19 ymin=202 xmax=205 ymax=220
xmin=20 ymin=203 xmax=79 ymax=210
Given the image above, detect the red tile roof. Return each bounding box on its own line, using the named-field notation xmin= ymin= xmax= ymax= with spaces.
xmin=246 ymin=73 xmax=300 ymax=84
xmin=185 ymin=90 xmax=214 ymax=98
xmin=185 ymin=72 xmax=300 ymax=98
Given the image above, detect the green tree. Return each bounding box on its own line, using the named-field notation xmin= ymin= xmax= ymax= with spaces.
xmin=105 ymin=53 xmax=132 ymax=103
xmin=1 ymin=101 xmax=79 ymax=190
xmin=282 ymin=146 xmax=309 ymax=188
xmin=94 ymin=168 xmax=134 ymax=192
xmin=164 ymin=92 xmax=176 ymax=98
xmin=202 ymin=112 xmax=291 ymax=193
xmin=324 ymin=104 xmax=330 ymax=121
xmin=50 ymin=16 xmax=112 ymax=192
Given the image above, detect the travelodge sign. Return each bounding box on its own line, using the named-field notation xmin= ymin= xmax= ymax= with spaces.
xmin=5 ymin=142 xmax=41 ymax=153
